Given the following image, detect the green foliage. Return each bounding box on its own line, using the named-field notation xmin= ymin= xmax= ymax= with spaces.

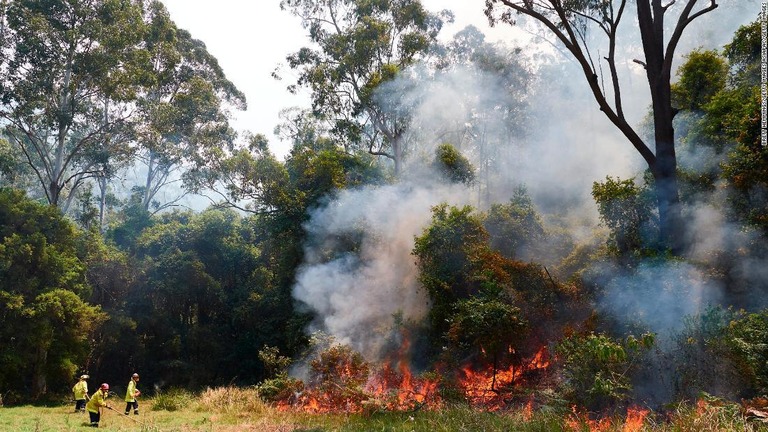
xmin=592 ymin=176 xmax=656 ymax=255
xmin=257 ymin=374 xmax=305 ymax=403
xmin=674 ymin=306 xmax=768 ymax=399
xmin=280 ymin=0 xmax=448 ymax=170
xmin=259 ymin=346 xmax=293 ymax=378
xmin=726 ymin=309 xmax=768 ymax=395
xmin=413 ymin=204 xmax=489 ymax=304
xmin=447 ymin=296 xmax=527 ymax=363
xmin=414 ymin=203 xmax=566 ymax=366
xmin=483 ymin=188 xmax=545 ymax=260
xmin=106 ymin=190 xmax=155 ymax=250
xmin=0 ymin=138 xmax=22 ymax=184
xmin=671 ymin=49 xmax=727 ymax=111
xmin=723 ymin=20 xmax=762 ymax=86
xmin=286 ymin=146 xmax=384 ymax=207
xmin=673 ymin=307 xmax=742 ymax=400
xmin=554 ymin=332 xmax=654 ymax=412
xmin=717 ymin=87 xmax=767 ymax=232
xmin=0 ymin=188 xmax=105 ymax=400
xmin=99 ymin=208 xmax=291 ymax=389
xmin=670 ymin=19 xmax=766 ymax=233
xmin=137 ymin=1 xmax=246 ymax=211
xmin=433 ymin=143 xmax=475 ymax=185
xmin=1 ymin=0 xmax=146 ymax=208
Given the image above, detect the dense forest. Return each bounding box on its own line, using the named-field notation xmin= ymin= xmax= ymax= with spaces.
xmin=0 ymin=0 xmax=766 ymax=420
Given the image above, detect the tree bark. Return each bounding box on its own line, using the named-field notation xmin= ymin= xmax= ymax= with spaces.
xmin=32 ymin=346 xmax=48 ymax=399
xmin=637 ymin=0 xmax=687 ymax=253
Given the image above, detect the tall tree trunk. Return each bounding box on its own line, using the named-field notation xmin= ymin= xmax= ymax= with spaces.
xmin=143 ymin=151 xmax=157 ymax=211
xmin=98 ymin=176 xmax=108 ymax=233
xmin=51 ymin=47 xmax=76 ymax=207
xmin=32 ymin=346 xmax=48 ymax=399
xmin=637 ymin=0 xmax=684 ymax=253
xmin=650 ymin=96 xmax=684 ymax=254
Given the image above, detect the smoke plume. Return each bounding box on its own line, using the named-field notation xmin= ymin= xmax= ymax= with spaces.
xmin=290 ymin=2 xmax=760 ymax=365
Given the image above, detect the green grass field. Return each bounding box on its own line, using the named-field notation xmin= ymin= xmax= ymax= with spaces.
xmin=1 ymin=387 xmax=765 ymax=431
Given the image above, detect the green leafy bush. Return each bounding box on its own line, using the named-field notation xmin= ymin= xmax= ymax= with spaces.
xmin=726 ymin=309 xmax=768 ymax=396
xmin=555 ymin=332 xmax=654 ymax=412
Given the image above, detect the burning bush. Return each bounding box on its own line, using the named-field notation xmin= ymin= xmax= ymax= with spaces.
xmin=307 ymin=344 xmax=370 ymax=409
xmin=269 ymin=342 xmax=443 ymax=413
xmin=447 ymin=296 xmax=527 ymax=364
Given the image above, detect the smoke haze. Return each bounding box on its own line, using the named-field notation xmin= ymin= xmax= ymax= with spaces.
xmin=290 ymin=2 xmax=760 ymax=362
xmin=293 ymin=182 xmax=472 ymax=359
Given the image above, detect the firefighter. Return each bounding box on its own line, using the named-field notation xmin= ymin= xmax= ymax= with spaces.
xmin=72 ymin=374 xmax=89 ymax=412
xmin=85 ymin=383 xmax=110 ymax=428
xmin=124 ymin=373 xmax=141 ymax=415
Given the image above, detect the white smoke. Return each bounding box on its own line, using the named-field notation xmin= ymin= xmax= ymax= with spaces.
xmin=590 ymin=260 xmax=724 ymax=336
xmin=293 ymin=182 xmax=473 ymax=359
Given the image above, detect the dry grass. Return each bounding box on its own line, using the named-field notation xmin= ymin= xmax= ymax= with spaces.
xmin=195 ymin=386 xmax=269 ymax=416
xmin=1 ymin=388 xmax=765 ymax=431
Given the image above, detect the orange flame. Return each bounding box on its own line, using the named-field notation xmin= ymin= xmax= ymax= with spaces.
xmin=623 ymin=406 xmax=650 ymax=432
xmin=566 ymin=406 xmax=612 ymax=432
xmin=522 ymin=398 xmax=534 ymax=421
xmin=276 ymin=342 xmax=551 ymax=413
xmin=365 ymin=361 xmax=441 ymax=410
xmin=696 ymin=398 xmax=708 ymax=415
xmin=459 ymin=347 xmax=550 ymax=410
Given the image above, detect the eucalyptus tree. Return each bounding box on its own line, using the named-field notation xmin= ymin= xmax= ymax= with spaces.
xmin=279 ymin=0 xmax=449 ymax=174
xmin=0 ymin=0 xmax=146 ymax=211
xmin=484 ymin=0 xmax=721 ymax=253
xmin=134 ymin=1 xmax=246 ymax=213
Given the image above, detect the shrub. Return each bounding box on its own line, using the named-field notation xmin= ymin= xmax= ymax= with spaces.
xmin=151 ymin=388 xmax=195 ymax=411
xmin=726 ymin=309 xmax=768 ymax=396
xmin=554 ymin=332 xmax=654 ymax=412
xmin=257 ymin=374 xmax=305 ymax=403
xmin=673 ymin=307 xmax=740 ymax=400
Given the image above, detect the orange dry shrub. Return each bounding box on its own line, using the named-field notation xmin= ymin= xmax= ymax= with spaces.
xmin=305 ymin=344 xmax=370 ymax=412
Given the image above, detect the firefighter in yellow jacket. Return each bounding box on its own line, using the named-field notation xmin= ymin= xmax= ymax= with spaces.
xmin=85 ymin=383 xmax=110 ymax=428
xmin=124 ymin=373 xmax=141 ymax=415
xmin=72 ymin=374 xmax=89 ymax=412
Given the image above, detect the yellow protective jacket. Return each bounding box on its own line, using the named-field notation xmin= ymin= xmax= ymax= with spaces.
xmin=86 ymin=390 xmax=107 ymax=413
xmin=125 ymin=379 xmax=138 ymax=402
xmin=72 ymin=380 xmax=88 ymax=400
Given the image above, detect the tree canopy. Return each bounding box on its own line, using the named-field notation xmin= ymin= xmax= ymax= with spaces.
xmin=279 ymin=0 xmax=450 ymax=173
